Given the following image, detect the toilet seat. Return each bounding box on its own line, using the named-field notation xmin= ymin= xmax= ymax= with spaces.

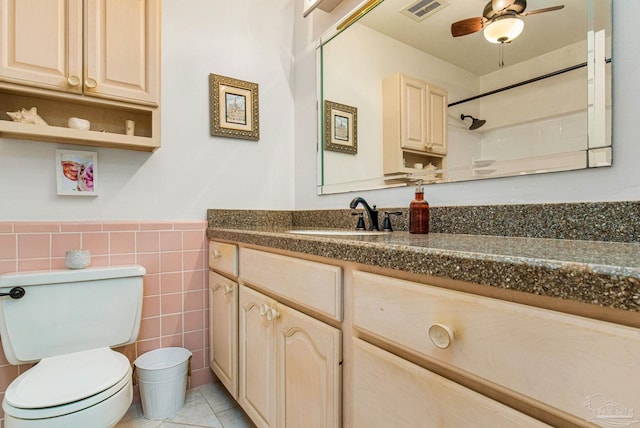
xmin=3 ymin=348 xmax=131 ymax=420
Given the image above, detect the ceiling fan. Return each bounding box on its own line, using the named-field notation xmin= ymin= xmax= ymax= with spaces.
xmin=451 ymin=0 xmax=565 ymax=43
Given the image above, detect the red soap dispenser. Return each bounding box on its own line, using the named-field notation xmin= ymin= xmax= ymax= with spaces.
xmin=409 ymin=180 xmax=429 ymax=234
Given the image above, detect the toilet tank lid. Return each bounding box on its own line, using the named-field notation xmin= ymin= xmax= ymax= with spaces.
xmin=0 ymin=265 xmax=146 ymax=287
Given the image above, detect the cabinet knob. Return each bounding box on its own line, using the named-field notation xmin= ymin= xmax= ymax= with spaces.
xmin=428 ymin=323 xmax=455 ymax=349
xmin=212 ymin=251 xmax=222 ymax=259
xmin=223 ymin=285 xmax=233 ymax=295
xmin=67 ymin=75 xmax=81 ymax=87
xmin=266 ymin=307 xmax=280 ymax=321
xmin=259 ymin=304 xmax=268 ymax=317
xmin=85 ymin=78 xmax=98 ymax=89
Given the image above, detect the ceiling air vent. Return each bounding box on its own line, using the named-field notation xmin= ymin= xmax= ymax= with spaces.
xmin=401 ymin=0 xmax=448 ymax=22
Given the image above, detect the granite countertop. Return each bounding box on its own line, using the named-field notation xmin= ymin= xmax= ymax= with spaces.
xmin=207 ymin=226 xmax=640 ymax=313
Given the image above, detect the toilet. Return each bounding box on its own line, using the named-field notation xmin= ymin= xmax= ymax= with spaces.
xmin=0 ymin=265 xmax=146 ymax=428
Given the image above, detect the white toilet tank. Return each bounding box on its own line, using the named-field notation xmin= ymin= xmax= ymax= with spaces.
xmin=0 ymin=265 xmax=145 ymax=365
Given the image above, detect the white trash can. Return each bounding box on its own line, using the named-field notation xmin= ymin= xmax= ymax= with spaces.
xmin=134 ymin=347 xmax=192 ymax=420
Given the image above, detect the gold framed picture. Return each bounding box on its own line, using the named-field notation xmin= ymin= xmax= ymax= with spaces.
xmin=209 ymin=73 xmax=259 ymax=141
xmin=324 ymin=100 xmax=357 ymax=154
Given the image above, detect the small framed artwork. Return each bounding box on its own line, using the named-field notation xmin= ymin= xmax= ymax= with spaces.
xmin=55 ymin=150 xmax=98 ymax=196
xmin=324 ymin=100 xmax=357 ymax=154
xmin=210 ymin=73 xmax=260 ymax=141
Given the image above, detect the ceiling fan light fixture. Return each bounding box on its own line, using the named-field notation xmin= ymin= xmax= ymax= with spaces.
xmin=483 ymin=16 xmax=524 ymax=43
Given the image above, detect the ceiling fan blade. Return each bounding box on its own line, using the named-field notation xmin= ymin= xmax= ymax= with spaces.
xmin=520 ymin=5 xmax=565 ymax=16
xmin=451 ymin=17 xmax=484 ymax=37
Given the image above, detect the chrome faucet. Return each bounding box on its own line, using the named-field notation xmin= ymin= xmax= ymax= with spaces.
xmin=349 ymin=197 xmax=379 ymax=231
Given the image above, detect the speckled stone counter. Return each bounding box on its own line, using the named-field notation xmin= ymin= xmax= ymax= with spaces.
xmin=207 ymin=204 xmax=640 ymax=313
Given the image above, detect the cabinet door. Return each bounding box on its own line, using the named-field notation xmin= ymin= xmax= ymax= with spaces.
xmin=275 ymin=300 xmax=341 ymax=428
xmin=0 ymin=0 xmax=83 ymax=92
xmin=352 ymin=338 xmax=550 ymax=428
xmin=239 ymin=285 xmax=276 ymax=428
xmin=426 ymin=84 xmax=447 ymax=154
xmin=84 ymin=0 xmax=160 ymax=105
xmin=399 ymin=74 xmax=428 ymax=152
xmin=209 ymin=272 xmax=238 ymax=399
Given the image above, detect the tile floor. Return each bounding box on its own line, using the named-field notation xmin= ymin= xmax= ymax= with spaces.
xmin=116 ymin=382 xmax=256 ymax=428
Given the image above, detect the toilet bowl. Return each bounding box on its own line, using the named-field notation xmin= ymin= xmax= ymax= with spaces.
xmin=3 ymin=348 xmax=132 ymax=428
xmin=0 ymin=266 xmax=145 ymax=428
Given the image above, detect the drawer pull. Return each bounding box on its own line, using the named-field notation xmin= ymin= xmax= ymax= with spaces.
xmin=212 ymin=250 xmax=222 ymax=259
xmin=428 ymin=323 xmax=455 ymax=349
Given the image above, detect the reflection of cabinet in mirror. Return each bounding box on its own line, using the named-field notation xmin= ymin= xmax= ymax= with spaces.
xmin=0 ymin=0 xmax=161 ymax=151
xmin=382 ymin=73 xmax=447 ymax=178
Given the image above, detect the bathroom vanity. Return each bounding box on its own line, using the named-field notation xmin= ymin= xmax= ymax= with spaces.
xmin=207 ymin=207 xmax=640 ymax=428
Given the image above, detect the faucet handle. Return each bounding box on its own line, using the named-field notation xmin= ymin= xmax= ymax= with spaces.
xmin=382 ymin=211 xmax=403 ymax=232
xmin=351 ymin=212 xmax=366 ymax=230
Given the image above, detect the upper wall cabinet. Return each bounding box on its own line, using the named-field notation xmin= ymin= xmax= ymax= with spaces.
xmin=0 ymin=0 xmax=160 ymax=106
xmin=303 ymin=0 xmax=343 ymax=17
xmin=0 ymin=0 xmax=161 ymax=151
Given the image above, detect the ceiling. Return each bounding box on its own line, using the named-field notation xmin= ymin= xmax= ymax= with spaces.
xmin=357 ymin=0 xmax=592 ymax=76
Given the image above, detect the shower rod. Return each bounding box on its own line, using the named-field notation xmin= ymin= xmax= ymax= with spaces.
xmin=447 ymin=58 xmax=611 ymax=108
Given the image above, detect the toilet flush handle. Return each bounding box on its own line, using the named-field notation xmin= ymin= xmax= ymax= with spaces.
xmin=0 ymin=287 xmax=25 ymax=299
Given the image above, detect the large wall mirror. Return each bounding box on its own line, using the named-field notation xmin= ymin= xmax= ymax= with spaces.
xmin=317 ymin=0 xmax=612 ymax=194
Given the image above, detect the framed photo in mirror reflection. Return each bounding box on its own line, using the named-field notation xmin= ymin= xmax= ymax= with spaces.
xmin=324 ymin=100 xmax=357 ymax=154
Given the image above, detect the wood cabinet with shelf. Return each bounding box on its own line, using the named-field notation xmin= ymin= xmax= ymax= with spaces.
xmin=0 ymin=0 xmax=159 ymax=105
xmin=0 ymin=0 xmax=161 ymax=150
xmin=383 ymin=72 xmax=447 ymax=178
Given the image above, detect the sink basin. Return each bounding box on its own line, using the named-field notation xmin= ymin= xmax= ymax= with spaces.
xmin=287 ymin=229 xmax=387 ymax=236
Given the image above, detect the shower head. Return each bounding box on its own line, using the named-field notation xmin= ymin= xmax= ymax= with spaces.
xmin=461 ymin=114 xmax=486 ymax=130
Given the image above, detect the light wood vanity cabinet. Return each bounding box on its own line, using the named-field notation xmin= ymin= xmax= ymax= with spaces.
xmin=0 ymin=0 xmax=161 ymax=150
xmin=209 ymin=238 xmax=640 ymax=427
xmin=382 ymin=72 xmax=447 ymax=178
xmin=352 ymin=270 xmax=640 ymax=427
xmin=209 ymin=243 xmax=342 ymax=428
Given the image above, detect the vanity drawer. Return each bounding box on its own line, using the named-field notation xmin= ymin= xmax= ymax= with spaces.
xmin=352 ymin=338 xmax=551 ymax=427
xmin=209 ymin=241 xmax=238 ymax=277
xmin=239 ymin=248 xmax=342 ymax=321
xmin=352 ymin=270 xmax=640 ymax=424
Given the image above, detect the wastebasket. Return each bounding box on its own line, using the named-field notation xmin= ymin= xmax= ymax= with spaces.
xmin=134 ymin=347 xmax=192 ymax=420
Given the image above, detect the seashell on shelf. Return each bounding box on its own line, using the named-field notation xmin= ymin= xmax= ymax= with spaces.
xmin=6 ymin=107 xmax=48 ymax=125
